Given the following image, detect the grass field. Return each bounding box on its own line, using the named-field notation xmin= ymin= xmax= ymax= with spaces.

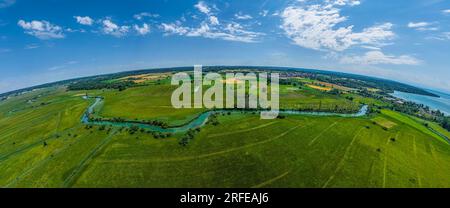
xmin=280 ymin=85 xmax=360 ymax=112
xmin=70 ymin=114 xmax=450 ymax=188
xmin=97 ymin=82 xmax=361 ymax=126
xmin=381 ymin=110 xmax=448 ymax=144
xmin=97 ymin=85 xmax=205 ymax=126
xmin=0 ymin=79 xmax=449 ymax=188
xmin=372 ymin=116 xmax=397 ymax=129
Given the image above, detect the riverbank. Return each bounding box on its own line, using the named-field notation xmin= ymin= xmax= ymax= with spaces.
xmin=80 ymin=96 xmax=369 ymax=133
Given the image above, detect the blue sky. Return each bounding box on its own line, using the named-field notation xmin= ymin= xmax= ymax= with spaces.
xmin=0 ymin=0 xmax=450 ymax=94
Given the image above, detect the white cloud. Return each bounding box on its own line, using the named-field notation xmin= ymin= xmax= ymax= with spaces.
xmin=407 ymin=21 xmax=438 ymax=31
xmin=25 ymin=44 xmax=39 ymax=49
xmin=194 ymin=1 xmax=211 ymax=15
xmin=48 ymin=61 xmax=78 ymax=71
xmin=74 ymin=16 xmax=94 ymax=26
xmin=327 ymin=0 xmax=361 ymax=6
xmin=340 ymin=51 xmax=421 ymax=65
xmin=101 ymin=19 xmax=129 ymax=37
xmin=442 ymin=9 xmax=450 ymax=14
xmin=280 ymin=3 xmax=395 ymax=51
xmin=235 ymin=13 xmax=253 ymax=20
xmin=18 ymin=20 xmax=65 ymax=39
xmin=260 ymin=10 xmax=269 ymax=17
xmin=408 ymin=22 xmax=431 ymax=28
xmin=427 ymin=32 xmax=450 ymax=41
xmin=161 ymin=2 xmax=263 ymax=43
xmin=209 ymin=16 xmax=219 ymax=25
xmin=360 ymin=45 xmax=381 ymax=50
xmin=0 ymin=0 xmax=15 ymax=8
xmin=161 ymin=23 xmax=189 ymax=35
xmin=134 ymin=23 xmax=150 ymax=35
xmin=134 ymin=12 xmax=159 ymax=20
xmin=415 ymin=27 xmax=438 ymax=31
xmin=161 ymin=21 xmax=263 ymax=43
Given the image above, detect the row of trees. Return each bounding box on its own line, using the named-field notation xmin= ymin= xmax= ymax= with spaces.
xmin=206 ymin=113 xmax=220 ymax=126
xmin=441 ymin=117 xmax=450 ymax=132
xmin=179 ymin=128 xmax=201 ymax=146
xmin=68 ymin=79 xmax=136 ymax=91
xmin=89 ymin=117 xmax=170 ymax=129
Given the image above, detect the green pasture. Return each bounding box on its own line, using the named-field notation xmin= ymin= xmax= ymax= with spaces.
xmin=0 ymin=79 xmax=449 ymax=188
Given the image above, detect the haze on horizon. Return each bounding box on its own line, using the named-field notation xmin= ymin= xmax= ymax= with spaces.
xmin=1 ymin=0 xmax=450 ymax=94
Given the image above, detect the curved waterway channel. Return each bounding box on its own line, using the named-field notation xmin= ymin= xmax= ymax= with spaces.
xmin=81 ymin=96 xmax=368 ymax=133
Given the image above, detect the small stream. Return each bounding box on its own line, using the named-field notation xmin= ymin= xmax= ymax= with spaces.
xmin=81 ymin=96 xmax=368 ymax=133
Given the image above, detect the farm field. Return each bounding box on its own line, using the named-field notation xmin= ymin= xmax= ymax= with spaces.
xmin=72 ymin=114 xmax=450 ymax=188
xmin=0 ymin=75 xmax=449 ymax=188
xmin=97 ymin=84 xmax=205 ymax=126
xmin=97 ymin=81 xmax=361 ymax=126
xmin=279 ymin=85 xmax=360 ymax=112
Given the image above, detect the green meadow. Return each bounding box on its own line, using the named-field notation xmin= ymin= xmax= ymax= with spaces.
xmin=0 ymin=75 xmax=449 ymax=188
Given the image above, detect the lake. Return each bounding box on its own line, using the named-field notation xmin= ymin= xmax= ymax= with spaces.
xmin=390 ymin=90 xmax=450 ymax=115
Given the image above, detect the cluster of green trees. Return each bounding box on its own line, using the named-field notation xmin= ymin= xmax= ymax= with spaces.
xmin=88 ymin=117 xmax=169 ymax=129
xmin=279 ymin=103 xmax=360 ymax=114
xmin=67 ymin=79 xmax=136 ymax=91
xmin=328 ymin=88 xmax=340 ymax=95
xmin=179 ymin=128 xmax=201 ymax=146
xmin=128 ymin=125 xmax=140 ymax=134
xmin=441 ymin=117 xmax=450 ymax=131
xmin=116 ymin=125 xmax=173 ymax=138
xmin=358 ymin=89 xmax=386 ymax=100
xmin=141 ymin=120 xmax=169 ymax=129
xmin=206 ymin=113 xmax=220 ymax=126
xmin=387 ymin=100 xmax=450 ymax=132
xmin=280 ymin=79 xmax=304 ymax=87
xmin=150 ymin=131 xmax=172 ymax=139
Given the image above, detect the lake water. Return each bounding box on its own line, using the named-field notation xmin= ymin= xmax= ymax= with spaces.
xmin=390 ymin=90 xmax=450 ymax=115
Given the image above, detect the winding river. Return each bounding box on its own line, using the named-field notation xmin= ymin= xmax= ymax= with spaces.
xmin=81 ymin=96 xmax=368 ymax=133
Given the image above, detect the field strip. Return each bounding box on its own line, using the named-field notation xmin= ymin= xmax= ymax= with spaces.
xmin=0 ymin=108 xmax=68 ymax=146
xmin=383 ymin=133 xmax=396 ymax=188
xmin=0 ymin=110 xmax=59 ymax=142
xmin=4 ymin=134 xmax=83 ymax=188
xmin=0 ymin=106 xmax=49 ymax=125
xmin=99 ymin=124 xmax=305 ymax=164
xmin=207 ymin=122 xmax=279 ymax=138
xmin=308 ymin=121 xmax=339 ymax=146
xmin=412 ymin=135 xmax=422 ymax=187
xmin=365 ymin=159 xmax=376 ymax=185
xmin=55 ymin=112 xmax=62 ymax=133
xmin=384 ymin=112 xmax=446 ymax=144
xmin=428 ymin=142 xmax=446 ymax=184
xmin=322 ymin=127 xmax=363 ymax=188
xmin=62 ymin=130 xmax=118 ymax=187
xmin=1 ymin=100 xmax=74 ymax=128
xmin=0 ymin=125 xmax=81 ymax=162
xmin=382 ymin=150 xmax=388 ymax=188
xmin=251 ymin=171 xmax=290 ymax=188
